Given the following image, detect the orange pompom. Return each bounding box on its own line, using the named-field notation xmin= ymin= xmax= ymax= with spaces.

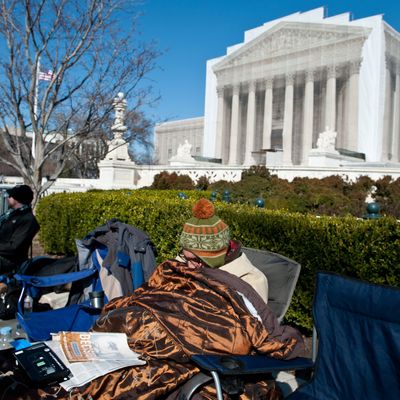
xmin=192 ymin=198 xmax=215 ymax=219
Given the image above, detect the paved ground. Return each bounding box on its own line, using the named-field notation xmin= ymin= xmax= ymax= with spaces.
xmin=32 ymin=236 xmax=45 ymax=257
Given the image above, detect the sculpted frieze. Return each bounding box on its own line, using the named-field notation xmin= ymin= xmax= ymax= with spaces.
xmin=213 ymin=22 xmax=370 ymax=73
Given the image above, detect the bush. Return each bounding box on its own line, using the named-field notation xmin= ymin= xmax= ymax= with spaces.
xmin=210 ymin=171 xmax=375 ymax=218
xmin=374 ymin=176 xmax=400 ymax=217
xmin=151 ymin=171 xmax=194 ymax=190
xmin=36 ymin=190 xmax=400 ymax=333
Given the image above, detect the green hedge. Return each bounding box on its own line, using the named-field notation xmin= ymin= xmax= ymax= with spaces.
xmin=36 ymin=190 xmax=400 ymax=333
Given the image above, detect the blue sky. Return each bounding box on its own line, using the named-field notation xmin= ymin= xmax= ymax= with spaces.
xmin=138 ymin=0 xmax=400 ymax=124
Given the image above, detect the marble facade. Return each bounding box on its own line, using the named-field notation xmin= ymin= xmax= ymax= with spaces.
xmin=155 ymin=7 xmax=400 ymax=169
xmin=155 ymin=117 xmax=204 ymax=164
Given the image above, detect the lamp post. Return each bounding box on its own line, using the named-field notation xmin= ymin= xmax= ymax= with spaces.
xmin=255 ymin=198 xmax=265 ymax=208
xmin=222 ymin=190 xmax=231 ymax=203
xmin=364 ymin=202 xmax=381 ymax=219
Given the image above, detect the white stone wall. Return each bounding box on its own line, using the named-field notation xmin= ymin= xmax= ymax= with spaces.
xmin=203 ymin=57 xmax=222 ymax=158
xmin=8 ymin=163 xmax=398 ymax=196
xmin=352 ymin=15 xmax=385 ymax=162
xmin=154 ymin=117 xmax=204 ymax=164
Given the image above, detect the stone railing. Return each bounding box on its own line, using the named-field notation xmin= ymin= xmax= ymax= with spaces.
xmin=3 ymin=163 xmax=400 ymax=196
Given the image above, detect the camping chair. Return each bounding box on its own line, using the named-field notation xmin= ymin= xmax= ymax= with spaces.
xmin=14 ymin=265 xmax=102 ymax=341
xmin=242 ymin=247 xmax=301 ymax=323
xmin=12 ymin=219 xmax=155 ymax=342
xmin=180 ymin=247 xmax=309 ymax=399
xmin=286 ymin=271 xmax=400 ymax=399
xmin=14 ymin=254 xmax=146 ymax=342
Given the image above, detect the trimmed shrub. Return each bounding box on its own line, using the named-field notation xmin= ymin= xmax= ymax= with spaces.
xmin=151 ymin=171 xmax=195 ymax=190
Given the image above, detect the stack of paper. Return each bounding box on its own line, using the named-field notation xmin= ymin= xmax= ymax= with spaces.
xmin=47 ymin=331 xmax=146 ymax=391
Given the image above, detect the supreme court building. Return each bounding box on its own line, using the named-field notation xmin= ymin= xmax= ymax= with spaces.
xmin=155 ymin=7 xmax=400 ymax=168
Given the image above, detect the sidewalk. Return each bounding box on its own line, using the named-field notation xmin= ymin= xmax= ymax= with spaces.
xmin=32 ymin=236 xmax=45 ymax=257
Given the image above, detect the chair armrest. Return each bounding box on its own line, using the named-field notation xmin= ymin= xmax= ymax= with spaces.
xmin=14 ymin=268 xmax=97 ymax=288
xmin=191 ymin=354 xmax=314 ymax=376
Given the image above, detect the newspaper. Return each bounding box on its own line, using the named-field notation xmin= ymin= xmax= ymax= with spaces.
xmin=57 ymin=331 xmax=141 ymax=362
xmin=46 ymin=332 xmax=146 ymax=391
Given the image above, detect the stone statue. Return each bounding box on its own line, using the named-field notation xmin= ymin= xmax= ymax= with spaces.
xmin=316 ymin=126 xmax=338 ymax=153
xmin=111 ymin=92 xmax=127 ymax=132
xmin=105 ymin=92 xmax=131 ymax=162
xmin=176 ymin=140 xmax=192 ymax=158
xmin=168 ymin=139 xmax=196 ymax=165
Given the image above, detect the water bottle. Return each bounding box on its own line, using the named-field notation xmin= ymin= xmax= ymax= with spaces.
xmin=0 ymin=326 xmax=12 ymax=349
xmin=24 ymin=294 xmax=33 ymax=313
xmin=14 ymin=323 xmax=24 ymax=339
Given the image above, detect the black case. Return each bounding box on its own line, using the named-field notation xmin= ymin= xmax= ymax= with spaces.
xmin=13 ymin=342 xmax=71 ymax=386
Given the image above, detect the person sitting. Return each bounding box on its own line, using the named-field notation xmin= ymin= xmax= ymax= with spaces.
xmin=179 ymin=198 xmax=269 ymax=303
xmin=0 ymin=185 xmax=40 ymax=275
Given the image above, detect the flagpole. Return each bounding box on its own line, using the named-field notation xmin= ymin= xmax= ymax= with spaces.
xmin=32 ymin=57 xmax=40 ymax=159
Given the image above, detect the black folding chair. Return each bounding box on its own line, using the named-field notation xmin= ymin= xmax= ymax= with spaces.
xmin=242 ymin=247 xmax=301 ymax=323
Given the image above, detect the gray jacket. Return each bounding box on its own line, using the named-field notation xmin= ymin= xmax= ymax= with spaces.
xmin=78 ymin=219 xmax=157 ymax=299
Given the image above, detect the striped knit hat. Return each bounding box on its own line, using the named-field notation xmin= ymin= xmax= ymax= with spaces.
xmin=180 ymin=198 xmax=230 ymax=268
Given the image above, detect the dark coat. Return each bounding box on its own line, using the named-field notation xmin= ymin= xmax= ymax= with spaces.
xmin=0 ymin=206 xmax=40 ymax=266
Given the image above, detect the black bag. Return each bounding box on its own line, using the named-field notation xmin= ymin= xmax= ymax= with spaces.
xmin=0 ymin=284 xmax=21 ymax=320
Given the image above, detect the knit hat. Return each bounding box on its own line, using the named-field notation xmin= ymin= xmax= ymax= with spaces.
xmin=180 ymin=198 xmax=230 ymax=268
xmin=6 ymin=185 xmax=34 ymax=205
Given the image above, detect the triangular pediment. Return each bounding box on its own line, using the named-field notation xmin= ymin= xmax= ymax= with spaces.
xmin=213 ymin=21 xmax=371 ymax=72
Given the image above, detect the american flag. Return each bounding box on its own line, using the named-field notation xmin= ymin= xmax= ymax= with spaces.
xmin=38 ymin=70 xmax=54 ymax=81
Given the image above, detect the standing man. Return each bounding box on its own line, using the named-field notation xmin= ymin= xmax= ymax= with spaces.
xmin=0 ymin=185 xmax=40 ymax=275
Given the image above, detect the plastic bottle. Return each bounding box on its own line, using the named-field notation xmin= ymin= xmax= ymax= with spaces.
xmin=0 ymin=326 xmax=12 ymax=349
xmin=14 ymin=323 xmax=24 ymax=339
xmin=24 ymin=293 xmax=33 ymax=313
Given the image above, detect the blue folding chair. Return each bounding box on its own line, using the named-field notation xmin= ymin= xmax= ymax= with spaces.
xmin=188 ymin=272 xmax=400 ymax=399
xmin=14 ymin=267 xmax=102 ymax=341
xmin=13 ymin=246 xmax=146 ymax=342
xmin=287 ymin=272 xmax=400 ymax=399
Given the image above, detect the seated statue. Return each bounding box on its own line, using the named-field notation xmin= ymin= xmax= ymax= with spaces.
xmin=316 ymin=126 xmax=338 ymax=153
xmin=176 ymin=139 xmax=192 ymax=159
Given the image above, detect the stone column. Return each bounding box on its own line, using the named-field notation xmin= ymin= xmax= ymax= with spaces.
xmin=244 ymin=81 xmax=256 ymax=165
xmin=302 ymin=70 xmax=315 ymax=164
xmin=382 ymin=59 xmax=392 ymax=162
xmin=228 ymin=85 xmax=240 ymax=165
xmin=336 ymin=76 xmax=347 ymax=149
xmin=347 ymin=60 xmax=361 ymax=152
xmin=215 ymin=86 xmax=225 ymax=160
xmin=262 ymin=78 xmax=273 ymax=150
xmin=392 ymin=66 xmax=400 ymax=162
xmin=282 ymin=73 xmax=294 ymax=165
xmin=325 ymin=65 xmax=336 ymax=132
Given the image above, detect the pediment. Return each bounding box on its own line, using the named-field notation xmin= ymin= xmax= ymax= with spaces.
xmin=213 ymin=21 xmax=371 ymax=72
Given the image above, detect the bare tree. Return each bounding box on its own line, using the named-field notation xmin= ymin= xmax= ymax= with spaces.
xmin=0 ymin=0 xmax=159 ymax=204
